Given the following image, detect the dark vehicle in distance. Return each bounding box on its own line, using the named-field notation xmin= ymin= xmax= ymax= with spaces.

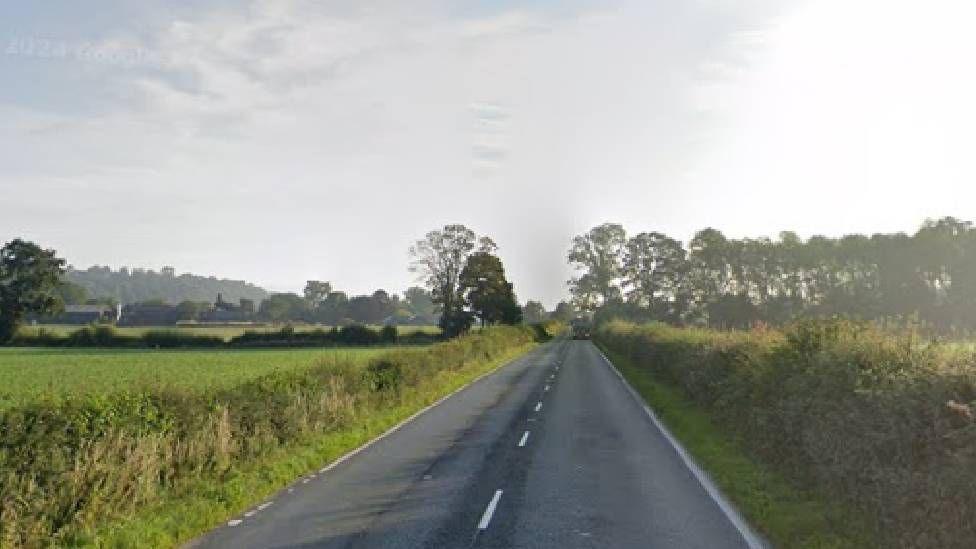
xmin=571 ymin=317 xmax=591 ymax=339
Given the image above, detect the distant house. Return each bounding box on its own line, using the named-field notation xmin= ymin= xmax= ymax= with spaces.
xmin=35 ymin=304 xmax=119 ymax=325
xmin=198 ymin=293 xmax=253 ymax=323
xmin=119 ymin=303 xmax=179 ymax=326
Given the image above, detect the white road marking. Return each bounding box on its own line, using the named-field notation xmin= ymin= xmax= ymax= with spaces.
xmin=287 ymin=488 xmax=295 ymax=493
xmin=595 ymin=347 xmax=769 ymax=549
xmin=534 ymin=401 xmax=543 ymax=412
xmin=518 ymin=430 xmax=530 ymax=447
xmin=544 ymin=385 xmax=550 ymax=392
xmin=244 ymin=511 xmax=256 ymax=518
xmin=227 ymin=519 xmax=243 ymax=527
xmin=302 ymin=478 xmax=310 ymax=484
xmin=478 ymin=490 xmax=504 ymax=530
xmin=257 ymin=502 xmax=273 ymax=511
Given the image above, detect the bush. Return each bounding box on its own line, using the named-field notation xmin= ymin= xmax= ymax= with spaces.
xmin=596 ymin=319 xmax=976 ymax=548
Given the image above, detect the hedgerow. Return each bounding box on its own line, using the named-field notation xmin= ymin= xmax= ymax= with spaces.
xmin=596 ymin=319 xmax=976 ymax=548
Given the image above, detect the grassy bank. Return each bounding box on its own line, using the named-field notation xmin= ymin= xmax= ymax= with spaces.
xmin=0 ymin=325 xmax=542 ymax=548
xmin=596 ymin=320 xmax=976 ymax=548
xmin=599 ymin=344 xmax=870 ymax=548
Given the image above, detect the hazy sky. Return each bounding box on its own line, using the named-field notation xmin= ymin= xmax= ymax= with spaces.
xmin=3 ymin=0 xmax=975 ymax=307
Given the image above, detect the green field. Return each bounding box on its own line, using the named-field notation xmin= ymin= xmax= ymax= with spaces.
xmin=0 ymin=347 xmax=388 ymax=409
xmin=17 ymin=323 xmax=441 ymax=341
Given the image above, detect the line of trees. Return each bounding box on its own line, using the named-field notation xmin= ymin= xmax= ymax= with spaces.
xmin=64 ymin=265 xmax=269 ymax=305
xmin=568 ymin=217 xmax=976 ymax=333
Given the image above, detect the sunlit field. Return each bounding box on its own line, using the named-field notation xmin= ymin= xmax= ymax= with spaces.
xmin=0 ymin=347 xmax=389 ymax=409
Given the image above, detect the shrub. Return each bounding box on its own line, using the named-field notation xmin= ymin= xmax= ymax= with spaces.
xmin=596 ymin=319 xmax=976 ymax=548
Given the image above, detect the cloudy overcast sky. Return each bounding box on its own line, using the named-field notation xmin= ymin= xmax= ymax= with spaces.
xmin=3 ymin=0 xmax=975 ymax=307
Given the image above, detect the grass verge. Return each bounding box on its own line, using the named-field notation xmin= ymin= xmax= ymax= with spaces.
xmin=89 ymin=342 xmax=537 ymax=548
xmin=597 ymin=343 xmax=873 ymax=549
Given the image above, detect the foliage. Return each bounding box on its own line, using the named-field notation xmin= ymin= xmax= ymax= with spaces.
xmin=65 ymin=265 xmax=269 ymax=305
xmin=566 ymin=223 xmax=627 ymax=310
xmin=10 ymin=323 xmax=434 ymax=349
xmin=522 ymin=300 xmax=548 ymax=323
xmin=571 ymin=217 xmax=976 ymax=334
xmin=0 ymin=239 xmax=67 ymax=343
xmin=0 ymin=326 xmax=539 ymax=547
xmin=459 ymin=251 xmax=522 ymax=327
xmin=597 ymin=319 xmax=976 ymax=548
xmin=409 ymin=224 xmax=496 ymax=337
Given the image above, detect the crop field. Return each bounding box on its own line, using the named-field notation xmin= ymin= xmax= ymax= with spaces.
xmin=0 ymin=347 xmax=388 ymax=409
xmin=17 ymin=323 xmax=441 ymax=341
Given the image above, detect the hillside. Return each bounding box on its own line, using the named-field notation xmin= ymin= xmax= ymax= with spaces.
xmin=65 ymin=266 xmax=270 ymax=305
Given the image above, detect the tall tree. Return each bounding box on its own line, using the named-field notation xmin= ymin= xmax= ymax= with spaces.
xmin=410 ymin=224 xmax=495 ymax=337
xmin=459 ymin=252 xmax=521 ymax=327
xmin=0 ymin=239 xmax=67 ymax=342
xmin=522 ymin=300 xmax=548 ymax=324
xmin=567 ymin=223 xmax=627 ymax=310
xmin=622 ymin=232 xmax=689 ymax=320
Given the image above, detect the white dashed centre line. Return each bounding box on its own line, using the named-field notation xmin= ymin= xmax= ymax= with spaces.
xmin=478 ymin=490 xmax=504 ymax=530
xmin=544 ymin=384 xmax=550 ymax=392
xmin=518 ymin=430 xmax=530 ymax=447
xmin=534 ymin=401 xmax=543 ymax=412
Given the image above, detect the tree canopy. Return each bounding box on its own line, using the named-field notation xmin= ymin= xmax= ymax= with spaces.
xmin=569 ymin=217 xmax=976 ymax=333
xmin=0 ymin=239 xmax=67 ymax=342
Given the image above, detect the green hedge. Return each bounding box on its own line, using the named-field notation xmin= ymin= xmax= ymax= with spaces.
xmin=0 ymin=325 xmax=539 ymax=547
xmin=596 ymin=319 xmax=976 ymax=548
xmin=8 ymin=324 xmax=437 ymax=349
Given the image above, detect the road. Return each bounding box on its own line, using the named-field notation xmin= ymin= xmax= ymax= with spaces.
xmin=188 ymin=339 xmax=763 ymax=549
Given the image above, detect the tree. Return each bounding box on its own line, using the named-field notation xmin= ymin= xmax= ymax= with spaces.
xmin=0 ymin=239 xmax=67 ymax=342
xmin=523 ymin=300 xmax=548 ymax=323
xmin=56 ymin=280 xmax=89 ymax=305
xmin=258 ymin=293 xmax=307 ymax=323
xmin=551 ymin=300 xmax=577 ymax=322
xmin=622 ymin=232 xmax=689 ymax=321
xmin=404 ymin=286 xmax=436 ymax=323
xmin=567 ymin=223 xmax=627 ymax=310
xmin=459 ymin=252 xmax=521 ymax=327
xmin=303 ymin=280 xmax=333 ymax=306
xmin=410 ymin=224 xmax=495 ymax=337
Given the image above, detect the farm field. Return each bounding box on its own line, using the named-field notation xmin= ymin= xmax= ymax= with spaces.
xmin=17 ymin=323 xmax=441 ymax=341
xmin=0 ymin=347 xmax=388 ymax=409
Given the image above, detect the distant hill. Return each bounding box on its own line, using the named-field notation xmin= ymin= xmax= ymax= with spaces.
xmin=66 ymin=266 xmax=270 ymax=305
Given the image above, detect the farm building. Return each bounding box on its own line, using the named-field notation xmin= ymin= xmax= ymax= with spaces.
xmin=31 ymin=304 xmax=119 ymax=325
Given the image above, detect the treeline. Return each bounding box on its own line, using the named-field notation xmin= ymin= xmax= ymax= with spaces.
xmin=64 ymin=266 xmax=269 ymax=305
xmin=568 ymin=217 xmax=976 ymax=334
xmin=13 ymin=324 xmax=438 ymax=348
xmin=256 ymin=283 xmax=438 ymax=325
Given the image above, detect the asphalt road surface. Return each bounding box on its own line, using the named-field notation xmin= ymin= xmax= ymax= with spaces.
xmin=188 ymin=339 xmax=763 ymax=549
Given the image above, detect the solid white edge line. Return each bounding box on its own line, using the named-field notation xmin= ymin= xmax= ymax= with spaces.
xmin=477 ymin=490 xmax=504 ymax=530
xmin=518 ymin=430 xmax=530 ymax=447
xmin=595 ymin=347 xmax=769 ymax=549
xmin=534 ymin=401 xmax=542 ymax=412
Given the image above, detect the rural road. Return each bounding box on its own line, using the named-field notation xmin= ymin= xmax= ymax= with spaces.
xmin=189 ymin=339 xmax=761 ymax=549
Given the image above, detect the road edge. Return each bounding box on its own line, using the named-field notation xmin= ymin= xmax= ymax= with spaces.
xmin=594 ymin=344 xmax=770 ymax=549
xmin=182 ymin=340 xmax=551 ymax=547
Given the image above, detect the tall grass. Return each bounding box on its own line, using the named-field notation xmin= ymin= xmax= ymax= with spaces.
xmin=597 ymin=319 xmax=976 ymax=548
xmin=0 ymin=325 xmax=539 ymax=548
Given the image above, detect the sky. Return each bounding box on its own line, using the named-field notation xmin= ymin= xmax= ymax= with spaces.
xmin=3 ymin=0 xmax=976 ymax=308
